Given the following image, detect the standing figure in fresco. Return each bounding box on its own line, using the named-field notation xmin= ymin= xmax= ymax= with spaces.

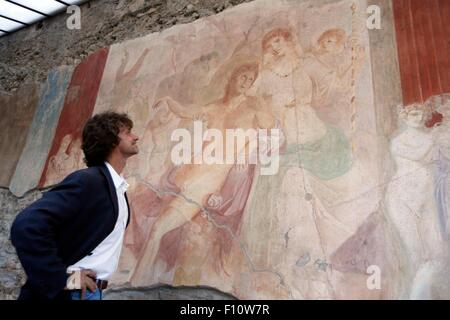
xmin=302 ymin=28 xmax=365 ymax=130
xmin=130 ymin=60 xmax=275 ymax=286
xmin=242 ymin=27 xmax=354 ymax=299
xmin=45 ymin=134 xmax=85 ymax=186
xmin=385 ymin=104 xmax=447 ymax=299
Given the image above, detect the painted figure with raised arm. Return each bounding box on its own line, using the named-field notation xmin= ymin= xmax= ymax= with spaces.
xmin=386 ymin=104 xmax=447 ymax=299
xmin=130 ymin=59 xmax=275 ymax=285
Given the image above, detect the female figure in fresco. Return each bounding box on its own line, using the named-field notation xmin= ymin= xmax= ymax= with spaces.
xmin=386 ymin=104 xmax=447 ymax=299
xmin=302 ymin=28 xmax=365 ymax=130
xmin=130 ymin=60 xmax=275 ymax=286
xmin=242 ymin=27 xmax=354 ymax=299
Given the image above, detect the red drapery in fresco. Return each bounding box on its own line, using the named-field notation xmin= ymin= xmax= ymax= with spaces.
xmin=393 ymin=0 xmax=450 ymax=106
xmin=38 ymin=48 xmax=109 ymax=187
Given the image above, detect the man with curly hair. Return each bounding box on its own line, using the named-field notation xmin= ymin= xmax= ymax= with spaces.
xmin=10 ymin=111 xmax=139 ymax=300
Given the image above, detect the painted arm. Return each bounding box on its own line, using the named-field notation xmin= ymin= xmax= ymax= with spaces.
xmin=153 ymin=96 xmax=203 ymax=120
xmin=390 ymin=134 xmax=433 ymax=161
xmin=123 ymin=48 xmax=150 ymax=79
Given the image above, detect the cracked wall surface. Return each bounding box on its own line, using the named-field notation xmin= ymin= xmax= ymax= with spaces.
xmin=1 ymin=0 xmax=450 ymax=300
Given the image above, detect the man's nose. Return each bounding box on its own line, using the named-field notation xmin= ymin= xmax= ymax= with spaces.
xmin=133 ymin=134 xmax=139 ymax=141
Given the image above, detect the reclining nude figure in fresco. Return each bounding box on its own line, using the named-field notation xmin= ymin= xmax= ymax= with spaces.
xmin=385 ymin=104 xmax=448 ymax=299
xmin=130 ymin=60 xmax=276 ymax=285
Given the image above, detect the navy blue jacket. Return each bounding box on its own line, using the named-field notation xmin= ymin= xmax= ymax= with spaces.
xmin=10 ymin=164 xmax=130 ymax=300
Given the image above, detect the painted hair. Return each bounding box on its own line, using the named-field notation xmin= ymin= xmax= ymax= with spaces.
xmin=223 ymin=62 xmax=259 ymax=104
xmin=317 ymin=28 xmax=346 ymax=46
xmin=261 ymin=27 xmax=294 ymax=52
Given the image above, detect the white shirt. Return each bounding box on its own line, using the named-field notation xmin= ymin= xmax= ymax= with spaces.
xmin=67 ymin=162 xmax=129 ymax=280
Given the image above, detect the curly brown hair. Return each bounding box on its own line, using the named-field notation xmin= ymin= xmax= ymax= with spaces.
xmin=82 ymin=111 xmax=133 ymax=167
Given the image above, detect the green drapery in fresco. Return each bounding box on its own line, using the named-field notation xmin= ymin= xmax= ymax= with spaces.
xmin=281 ymin=126 xmax=352 ymax=180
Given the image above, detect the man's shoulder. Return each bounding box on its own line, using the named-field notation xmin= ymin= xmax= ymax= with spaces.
xmin=61 ymin=165 xmax=106 ymax=186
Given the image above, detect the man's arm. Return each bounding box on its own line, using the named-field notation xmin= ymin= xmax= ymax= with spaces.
xmin=10 ymin=171 xmax=89 ymax=299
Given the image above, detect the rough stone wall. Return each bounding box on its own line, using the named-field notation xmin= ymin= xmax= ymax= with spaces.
xmin=0 ymin=0 xmax=251 ymax=300
xmin=0 ymin=0 xmax=252 ymax=92
xmin=0 ymin=188 xmax=42 ymax=300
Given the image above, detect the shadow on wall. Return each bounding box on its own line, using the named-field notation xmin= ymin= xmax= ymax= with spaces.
xmin=103 ymin=284 xmax=237 ymax=300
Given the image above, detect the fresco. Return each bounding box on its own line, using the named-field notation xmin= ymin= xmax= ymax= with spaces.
xmin=0 ymin=84 xmax=39 ymax=187
xmin=87 ymin=0 xmax=391 ymax=299
xmin=9 ymin=66 xmax=74 ymax=196
xmin=38 ymin=48 xmax=109 ymax=187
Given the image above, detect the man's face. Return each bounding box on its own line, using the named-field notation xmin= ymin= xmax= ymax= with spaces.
xmin=117 ymin=126 xmax=139 ymax=157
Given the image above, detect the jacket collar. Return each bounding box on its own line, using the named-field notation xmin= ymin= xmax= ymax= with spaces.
xmin=98 ymin=163 xmax=119 ymax=222
xmin=104 ymin=162 xmax=129 ymax=192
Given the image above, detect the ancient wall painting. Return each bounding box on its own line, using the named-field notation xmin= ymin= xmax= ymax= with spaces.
xmin=9 ymin=66 xmax=74 ymax=197
xmin=90 ymin=0 xmax=390 ymax=299
xmin=38 ymin=48 xmax=109 ymax=188
xmin=0 ymin=83 xmax=39 ymax=187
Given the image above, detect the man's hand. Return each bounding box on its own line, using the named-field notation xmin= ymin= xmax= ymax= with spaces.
xmin=66 ymin=269 xmax=97 ymax=299
xmin=207 ymin=194 xmax=223 ymax=209
xmin=80 ymin=269 xmax=97 ymax=300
